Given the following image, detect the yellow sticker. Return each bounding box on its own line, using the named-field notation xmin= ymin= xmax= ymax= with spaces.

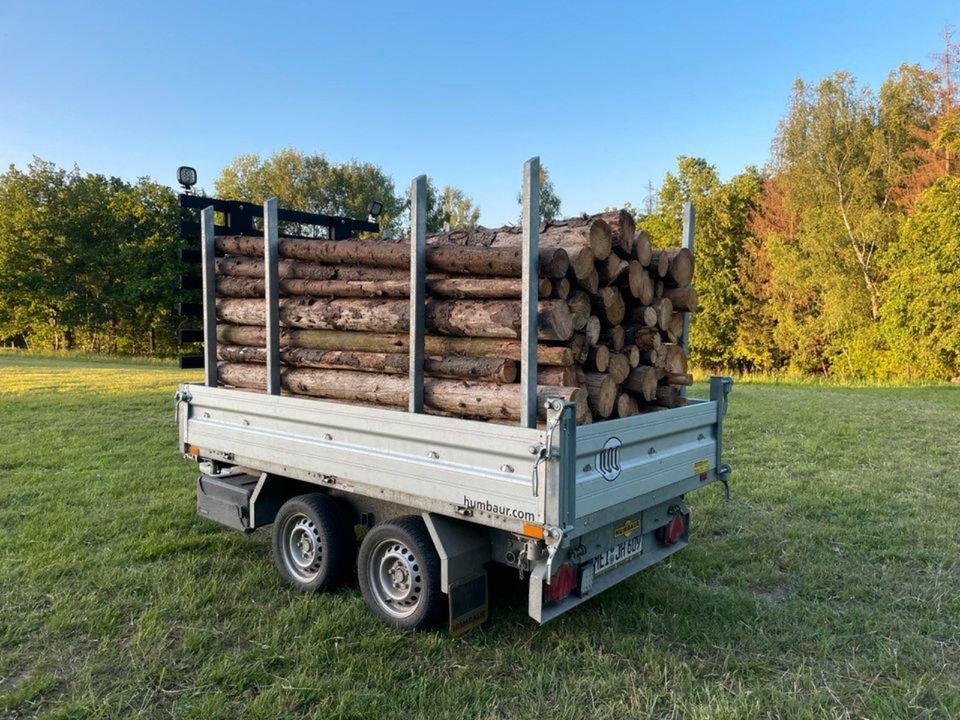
xmin=694 ymin=459 xmax=710 ymax=474
xmin=613 ymin=517 xmax=641 ymax=538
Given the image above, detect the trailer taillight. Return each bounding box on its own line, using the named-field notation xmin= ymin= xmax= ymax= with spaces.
xmin=656 ymin=512 xmax=686 ymax=545
xmin=186 ymin=445 xmax=200 ymax=458
xmin=544 ymin=563 xmax=577 ymax=604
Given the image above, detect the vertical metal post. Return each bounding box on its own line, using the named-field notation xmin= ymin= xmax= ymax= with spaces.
xmin=520 ymin=157 xmax=540 ymax=428
xmin=264 ymin=197 xmax=281 ymax=396
xmin=409 ymin=175 xmax=427 ymax=413
xmin=680 ymin=202 xmax=695 ymax=398
xmin=200 ymin=206 xmax=218 ymax=387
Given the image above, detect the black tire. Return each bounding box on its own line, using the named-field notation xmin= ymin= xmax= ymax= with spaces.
xmin=271 ymin=493 xmax=355 ymax=593
xmin=357 ymin=516 xmax=443 ymax=630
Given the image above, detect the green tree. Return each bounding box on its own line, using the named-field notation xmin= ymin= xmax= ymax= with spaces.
xmin=879 ymin=176 xmax=960 ymax=379
xmin=638 ymin=157 xmax=761 ymax=368
xmin=214 ymin=148 xmax=405 ymax=235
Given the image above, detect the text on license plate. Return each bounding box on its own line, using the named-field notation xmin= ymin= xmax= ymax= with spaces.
xmin=593 ymin=534 xmax=643 ymax=575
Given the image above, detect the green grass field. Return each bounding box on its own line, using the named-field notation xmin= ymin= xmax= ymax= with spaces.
xmin=1 ymin=354 xmax=958 ymax=719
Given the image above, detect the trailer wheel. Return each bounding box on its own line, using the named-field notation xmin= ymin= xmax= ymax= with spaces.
xmin=272 ymin=493 xmax=355 ymax=593
xmin=357 ymin=516 xmax=442 ymax=630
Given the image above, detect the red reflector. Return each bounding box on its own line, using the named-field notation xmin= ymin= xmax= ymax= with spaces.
xmin=544 ymin=563 xmax=577 ymax=604
xmin=656 ymin=513 xmax=686 ymax=545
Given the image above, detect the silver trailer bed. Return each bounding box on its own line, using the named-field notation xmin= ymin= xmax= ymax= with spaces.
xmin=175 ymin=161 xmax=733 ymax=633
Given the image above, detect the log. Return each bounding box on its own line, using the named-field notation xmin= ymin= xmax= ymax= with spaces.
xmin=552 ymin=277 xmax=571 ymax=300
xmin=217 ymin=362 xmax=589 ymax=423
xmin=538 ymin=216 xmax=612 ymax=261
xmin=598 ymin=253 xmax=629 ymax=285
xmin=651 ymin=297 xmax=673 ymax=331
xmin=600 ymin=325 xmax=625 ymax=352
xmin=626 ymin=326 xmax=661 ymax=351
xmin=615 ymin=392 xmax=639 ymax=418
xmin=654 ymin=385 xmax=686 ymax=408
xmin=584 ymin=315 xmax=601 ymax=346
xmin=648 ymin=249 xmax=670 ymax=278
xmin=586 ymin=345 xmax=610 ymax=373
xmin=592 ymin=287 xmax=626 ymax=326
xmin=594 ymin=210 xmax=635 ymax=256
xmin=667 ymin=312 xmax=684 ymax=340
xmin=216 ymin=297 xmax=574 ymax=341
xmin=625 ymin=345 xmax=640 ymax=368
xmin=580 ymin=267 xmax=600 ymax=294
xmin=585 ymin=373 xmax=617 ymax=418
xmin=626 ymin=305 xmax=658 ymax=328
xmin=662 ymin=344 xmax=688 ymax=375
xmin=607 ymin=353 xmax=630 ymax=384
xmin=537 ymin=365 xmax=578 ymax=386
xmin=217 ymin=345 xmax=517 ymax=382
xmin=623 ymin=365 xmax=659 ymax=402
xmin=662 ymin=248 xmax=694 ymax=287
xmin=567 ymin=290 xmax=591 ymax=331
xmin=215 ymin=235 xmax=570 ymax=279
xmin=640 ymin=345 xmax=667 ymax=368
xmin=215 ymin=324 xmax=575 ymax=366
xmin=662 ymin=372 xmax=693 ymax=386
xmin=662 ymin=286 xmax=698 ymax=312
xmin=215 ymin=275 xmax=552 ymax=300
xmin=625 ymin=262 xmax=654 ymax=304
xmin=634 ymin=231 xmax=652 ymax=266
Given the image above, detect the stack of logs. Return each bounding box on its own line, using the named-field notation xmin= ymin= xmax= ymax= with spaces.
xmin=211 ymin=209 xmax=697 ymax=425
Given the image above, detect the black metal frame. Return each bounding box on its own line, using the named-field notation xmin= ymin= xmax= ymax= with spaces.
xmin=177 ymin=194 xmax=380 ymax=369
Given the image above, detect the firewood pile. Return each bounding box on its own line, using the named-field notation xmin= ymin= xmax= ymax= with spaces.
xmin=212 ymin=209 xmax=696 ymax=425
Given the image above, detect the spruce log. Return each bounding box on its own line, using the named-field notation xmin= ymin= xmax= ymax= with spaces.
xmin=651 ymin=297 xmax=674 ymax=331
xmin=592 ymin=287 xmax=626 ymax=326
xmin=567 ymin=291 xmax=591 ymax=331
xmin=216 ymin=297 xmax=574 ymax=341
xmin=662 ymin=372 xmax=694 ymax=386
xmin=615 ymin=392 xmax=639 ymax=418
xmin=626 ymin=305 xmax=658 ymax=328
xmin=215 ymin=275 xmax=552 ymax=300
xmin=596 ymin=209 xmax=636 ymax=256
xmin=585 ymin=373 xmax=617 ymax=418
xmin=626 ymin=326 xmax=661 ymax=351
xmin=668 ymin=312 xmax=684 ymax=340
xmin=662 ymin=345 xmax=688 ymax=375
xmin=580 ymin=267 xmax=600 ymax=294
xmin=584 ymin=316 xmax=601 ymax=346
xmin=215 ymin=235 xmax=569 ymax=278
xmin=634 ymin=231 xmax=653 ymax=266
xmin=662 ymin=286 xmax=699 ymax=312
xmin=552 ymin=278 xmax=571 ymax=300
xmin=663 ymin=248 xmax=694 ymax=287
xmin=217 ymin=344 xmax=517 ymax=382
xmin=537 ymin=365 xmax=578 ymax=386
xmin=600 ymin=325 xmax=625 ymax=352
xmin=607 ymin=353 xmax=630 ymax=384
xmin=625 ymin=345 xmax=640 ymax=368
xmin=215 ymin=324 xmax=574 ymax=366
xmin=655 ymin=385 xmax=686 ymax=408
xmin=625 ymin=262 xmax=654 ymax=304
xmin=648 ymin=249 xmax=670 ymax=278
xmin=623 ymin=366 xmax=659 ymax=402
xmin=598 ymin=253 xmax=629 ymax=285
xmin=586 ymin=345 xmax=610 ymax=372
xmin=217 ymin=362 xmax=589 ymax=423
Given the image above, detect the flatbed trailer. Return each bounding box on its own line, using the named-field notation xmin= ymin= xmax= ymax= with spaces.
xmin=175 ymin=159 xmax=733 ymax=634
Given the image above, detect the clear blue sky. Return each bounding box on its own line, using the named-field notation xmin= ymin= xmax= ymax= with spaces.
xmin=0 ymin=1 xmax=956 ymax=225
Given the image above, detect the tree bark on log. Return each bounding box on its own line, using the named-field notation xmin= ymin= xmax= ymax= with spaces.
xmin=217 ymin=344 xmax=517 ymax=382
xmin=585 ymin=373 xmax=617 ymax=418
xmin=215 ymin=235 xmax=570 ymax=279
xmin=662 ymin=286 xmax=698 ymax=312
xmin=215 ymin=324 xmax=575 ymax=366
xmin=216 ymin=297 xmax=574 ymax=341
xmin=623 ymin=365 xmax=659 ymax=402
xmin=217 ymin=362 xmax=589 ymax=423
xmin=215 ymin=275 xmax=552 ymax=300
xmin=662 ymin=248 xmax=694 ymax=287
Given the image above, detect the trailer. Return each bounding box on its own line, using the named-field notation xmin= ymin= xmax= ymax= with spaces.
xmin=175 ymin=159 xmax=733 ymax=634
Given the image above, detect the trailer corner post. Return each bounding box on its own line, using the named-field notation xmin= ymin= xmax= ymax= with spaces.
xmin=520 ymin=157 xmax=540 ymax=428
xmin=264 ymin=197 xmax=281 ymax=396
xmin=200 ymin=205 xmax=218 ymax=387
xmin=680 ymin=202 xmax=695 ymax=398
xmin=409 ymin=175 xmax=427 ymax=413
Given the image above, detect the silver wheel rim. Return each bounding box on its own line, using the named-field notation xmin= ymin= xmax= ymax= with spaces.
xmin=280 ymin=512 xmax=324 ymax=583
xmin=367 ymin=538 xmax=423 ymax=619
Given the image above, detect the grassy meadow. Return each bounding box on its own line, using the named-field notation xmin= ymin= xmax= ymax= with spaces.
xmin=0 ymin=353 xmax=958 ymax=719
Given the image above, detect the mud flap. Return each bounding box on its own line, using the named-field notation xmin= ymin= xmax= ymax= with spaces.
xmin=448 ymin=573 xmax=488 ymax=637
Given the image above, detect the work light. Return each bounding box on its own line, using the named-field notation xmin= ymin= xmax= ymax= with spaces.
xmin=367 ymin=200 xmax=384 ymax=218
xmin=177 ymin=166 xmax=198 ymax=192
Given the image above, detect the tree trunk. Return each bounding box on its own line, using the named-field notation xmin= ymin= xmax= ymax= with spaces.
xmin=215 ymin=324 xmax=575 ymax=366
xmin=215 ymin=275 xmax=551 ymax=300
xmin=217 ymin=362 xmax=588 ymax=423
xmin=662 ymin=248 xmax=694 ymax=287
xmin=634 ymin=230 xmax=653 ymax=266
xmin=595 ymin=209 xmax=636 ymax=256
xmin=648 ymin=249 xmax=670 ymax=278
xmin=598 ymin=253 xmax=629 ymax=285
xmin=584 ymin=373 xmax=617 ymax=418
xmin=625 ymin=262 xmax=654 ymax=304
xmin=585 ymin=345 xmax=610 ymax=372
xmin=600 ymin=325 xmax=624 ymax=352
xmin=623 ymin=365 xmax=658 ymax=402
xmin=607 ymin=352 xmax=630 ymax=384
xmin=662 ymin=287 xmax=698 ymax=312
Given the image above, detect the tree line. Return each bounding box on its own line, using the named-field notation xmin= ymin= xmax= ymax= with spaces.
xmin=1 ymin=41 xmax=957 ymax=379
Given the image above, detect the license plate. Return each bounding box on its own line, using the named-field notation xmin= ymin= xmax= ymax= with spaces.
xmin=593 ymin=532 xmax=643 ymax=576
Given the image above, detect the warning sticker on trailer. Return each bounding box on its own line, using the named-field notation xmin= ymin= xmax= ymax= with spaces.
xmin=694 ymin=459 xmax=710 ymax=475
